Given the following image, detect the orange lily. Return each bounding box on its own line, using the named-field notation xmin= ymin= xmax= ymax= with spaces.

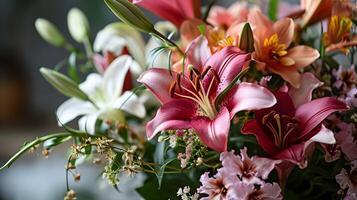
xmin=248 ymin=9 xmax=319 ymax=88
xmin=299 ymin=0 xmax=334 ymax=28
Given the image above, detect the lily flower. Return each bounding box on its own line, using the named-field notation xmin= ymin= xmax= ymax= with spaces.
xmin=220 ymin=147 xmax=280 ymax=184
xmin=57 ymin=55 xmax=146 ymax=134
xmin=242 ymin=72 xmax=348 ymax=166
xmin=323 ymin=15 xmax=355 ymax=54
xmin=248 ymin=9 xmax=320 ymax=88
xmin=207 ymin=2 xmax=250 ymax=30
xmin=298 ymin=0 xmax=334 ymax=28
xmin=131 ymin=0 xmax=200 ymax=28
xmin=235 ymin=182 xmax=283 ymax=200
xmin=138 ymin=46 xmax=276 ymax=152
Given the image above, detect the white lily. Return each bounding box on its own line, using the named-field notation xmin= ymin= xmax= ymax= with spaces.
xmin=93 ymin=21 xmax=176 ymax=73
xmin=56 ymin=55 xmax=146 ymax=134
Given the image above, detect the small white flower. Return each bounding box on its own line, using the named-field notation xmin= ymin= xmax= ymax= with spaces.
xmin=56 ymin=55 xmax=146 ymax=134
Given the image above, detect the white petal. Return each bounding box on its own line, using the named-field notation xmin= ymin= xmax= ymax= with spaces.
xmin=78 ymin=113 xmax=100 ymax=135
xmin=113 ymin=91 xmax=146 ymax=118
xmin=56 ymin=98 xmax=96 ymax=125
xmin=310 ymin=125 xmax=336 ymax=144
xmin=93 ymin=28 xmax=126 ymax=55
xmin=103 ymin=55 xmax=131 ymax=99
xmin=79 ymin=73 xmax=103 ymax=96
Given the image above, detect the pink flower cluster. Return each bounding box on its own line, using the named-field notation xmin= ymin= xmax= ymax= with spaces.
xmin=199 ymin=147 xmax=282 ymax=200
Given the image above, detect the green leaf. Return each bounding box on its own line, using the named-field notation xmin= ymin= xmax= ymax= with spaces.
xmin=268 ymin=0 xmax=280 ymax=21
xmin=68 ymin=53 xmax=80 ymax=83
xmin=155 ymin=158 xmax=176 ymax=189
xmin=197 ymin=24 xmax=206 ymax=35
xmin=40 ymin=67 xmax=88 ymax=100
xmin=0 ymin=132 xmax=71 ymax=171
xmin=43 ymin=135 xmax=72 ymax=149
xmin=238 ymin=23 xmax=254 ymax=53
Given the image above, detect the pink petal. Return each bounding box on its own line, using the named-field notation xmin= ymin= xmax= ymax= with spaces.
xmin=287 ymin=45 xmax=320 ymax=69
xmin=273 ymin=18 xmax=294 ymax=47
xmin=184 ymin=36 xmax=211 ymax=70
xmin=203 ymin=46 xmax=250 ymax=94
xmin=226 ymin=82 xmax=277 ymax=118
xmin=253 ymin=156 xmax=281 ymax=180
xmin=137 ymin=68 xmax=175 ymax=104
xmin=191 ymin=107 xmax=230 ymax=152
xmin=288 ymin=72 xmax=323 ymax=107
xmin=133 ymin=0 xmax=186 ymax=27
xmin=295 ymin=97 xmax=348 ymax=140
xmin=241 ymin=119 xmax=280 ymax=155
xmin=273 ymin=143 xmax=307 ymax=165
xmin=146 ymin=99 xmax=196 ymax=139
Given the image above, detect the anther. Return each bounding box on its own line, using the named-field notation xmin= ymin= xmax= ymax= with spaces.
xmin=176 ymin=73 xmax=182 ymax=91
xmin=210 ymin=69 xmax=220 ymax=82
xmin=201 ymin=66 xmax=212 ymax=79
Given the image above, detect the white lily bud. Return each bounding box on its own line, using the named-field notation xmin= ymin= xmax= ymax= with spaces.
xmin=67 ymin=8 xmax=90 ymax=43
xmin=35 ymin=18 xmax=66 ymax=47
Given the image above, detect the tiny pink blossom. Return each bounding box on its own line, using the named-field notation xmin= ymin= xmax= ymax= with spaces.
xmin=220 ymin=147 xmax=280 ymax=184
xmin=336 ymin=160 xmax=357 ymax=197
xmin=198 ymin=170 xmax=239 ymax=200
xmin=333 ymin=65 xmax=357 ymax=92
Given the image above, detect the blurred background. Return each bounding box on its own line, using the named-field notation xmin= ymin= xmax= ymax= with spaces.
xmin=0 ymin=0 xmax=296 ymax=199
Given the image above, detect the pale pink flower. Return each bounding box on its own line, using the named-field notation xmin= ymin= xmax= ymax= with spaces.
xmin=333 ymin=65 xmax=357 ymax=92
xmin=198 ymin=170 xmax=239 ymax=200
xmin=235 ymin=182 xmax=283 ymax=200
xmin=336 ymin=160 xmax=357 ymax=197
xmin=220 ymin=147 xmax=280 ymax=184
xmin=207 ymin=2 xmax=250 ymax=29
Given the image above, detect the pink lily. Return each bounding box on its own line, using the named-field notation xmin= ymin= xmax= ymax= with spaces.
xmin=220 ymin=147 xmax=280 ymax=184
xmin=138 ymin=46 xmax=276 ymax=152
xmin=207 ymin=2 xmax=250 ymax=29
xmin=131 ymin=0 xmax=200 ymax=27
xmin=242 ymin=72 xmax=348 ymax=166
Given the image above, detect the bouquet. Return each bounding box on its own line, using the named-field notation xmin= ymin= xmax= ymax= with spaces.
xmin=1 ymin=0 xmax=357 ymax=199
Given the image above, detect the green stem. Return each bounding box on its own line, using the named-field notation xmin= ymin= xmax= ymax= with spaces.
xmin=152 ymin=31 xmax=184 ymax=56
xmin=0 ymin=132 xmax=71 ymax=170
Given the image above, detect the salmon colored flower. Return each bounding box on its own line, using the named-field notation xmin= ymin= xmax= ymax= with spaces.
xmin=242 ymin=73 xmax=348 ymax=166
xmin=207 ymin=2 xmax=250 ymax=30
xmin=131 ymin=0 xmax=200 ymax=27
xmin=248 ymin=9 xmax=320 ymax=88
xmin=138 ymin=46 xmax=276 ymax=152
xmin=299 ymin=0 xmax=334 ymax=28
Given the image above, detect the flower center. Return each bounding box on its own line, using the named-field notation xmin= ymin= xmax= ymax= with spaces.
xmin=168 ymin=66 xmax=219 ymax=120
xmin=207 ymin=28 xmax=234 ymax=52
xmin=263 ymin=33 xmax=294 ymax=66
xmin=261 ymin=111 xmax=299 ymax=149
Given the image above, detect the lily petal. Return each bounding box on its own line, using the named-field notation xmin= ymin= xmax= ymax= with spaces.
xmin=241 ymin=119 xmax=279 ymax=155
xmin=184 ymin=35 xmax=211 ymax=70
xmin=137 ymin=68 xmax=176 ymax=104
xmin=191 ymin=107 xmax=230 ymax=152
xmin=56 ymin=98 xmax=97 ymax=125
xmin=310 ymin=125 xmax=336 ymax=144
xmin=113 ymin=91 xmax=146 ymax=118
xmin=288 ymin=72 xmax=323 ymax=107
xmin=78 ymin=112 xmax=100 ymax=135
xmin=226 ymin=83 xmax=277 ymax=118
xmin=287 ymin=45 xmax=320 ymax=69
xmin=273 ymin=18 xmax=294 ymax=47
xmin=146 ymin=99 xmax=196 ymax=139
xmin=103 ymin=55 xmax=131 ymax=99
xmin=295 ymin=97 xmax=348 ymax=140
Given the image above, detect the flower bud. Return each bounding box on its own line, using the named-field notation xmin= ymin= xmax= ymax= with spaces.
xmin=67 ymin=8 xmax=90 ymax=43
xmin=104 ymin=0 xmax=155 ymax=33
xmin=35 ymin=18 xmax=66 ymax=47
xmin=40 ymin=67 xmax=88 ymax=100
xmin=238 ymin=23 xmax=254 ymax=53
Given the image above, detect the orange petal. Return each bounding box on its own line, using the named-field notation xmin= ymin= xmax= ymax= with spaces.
xmin=286 ymin=45 xmax=319 ymax=69
xmin=273 ymin=18 xmax=294 ymax=47
xmin=248 ymin=8 xmax=273 ymax=43
xmin=269 ymin=65 xmax=301 ymax=88
xmin=280 ymin=56 xmax=295 ymax=66
xmin=180 ymin=18 xmax=205 ymax=48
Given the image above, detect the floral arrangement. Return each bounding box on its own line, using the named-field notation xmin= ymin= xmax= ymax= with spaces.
xmin=1 ymin=0 xmax=357 ymax=199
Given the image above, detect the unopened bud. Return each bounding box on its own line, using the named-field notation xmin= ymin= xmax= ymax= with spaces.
xmin=35 ymin=18 xmax=66 ymax=47
xmin=74 ymin=173 xmax=81 ymax=182
xmin=104 ymin=0 xmax=155 ymax=33
xmin=67 ymin=8 xmax=90 ymax=43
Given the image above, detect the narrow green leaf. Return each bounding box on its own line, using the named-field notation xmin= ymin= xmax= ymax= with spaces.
xmin=68 ymin=53 xmax=80 ymax=83
xmin=155 ymin=158 xmax=176 ymax=189
xmin=0 ymin=132 xmax=71 ymax=170
xmin=43 ymin=135 xmax=72 ymax=149
xmin=238 ymin=23 xmax=254 ymax=53
xmin=40 ymin=67 xmax=88 ymax=100
xmin=268 ymin=0 xmax=280 ymax=21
